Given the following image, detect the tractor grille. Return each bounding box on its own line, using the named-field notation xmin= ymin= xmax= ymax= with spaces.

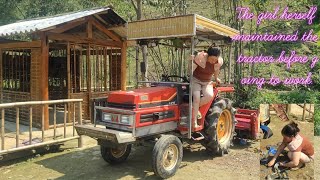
xmin=107 ymin=102 xmax=136 ymax=109
xmin=140 ymin=110 xmax=175 ymax=122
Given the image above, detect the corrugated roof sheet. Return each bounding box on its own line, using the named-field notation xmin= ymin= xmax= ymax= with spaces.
xmin=0 ymin=6 xmax=126 ymax=37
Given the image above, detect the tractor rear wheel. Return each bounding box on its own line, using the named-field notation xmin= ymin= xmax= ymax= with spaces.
xmin=152 ymin=135 xmax=183 ymax=179
xmin=100 ymin=144 xmax=132 ymax=164
xmin=204 ymin=98 xmax=236 ymax=155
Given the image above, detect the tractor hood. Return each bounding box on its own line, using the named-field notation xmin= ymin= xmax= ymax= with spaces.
xmin=107 ymin=86 xmax=177 ymax=108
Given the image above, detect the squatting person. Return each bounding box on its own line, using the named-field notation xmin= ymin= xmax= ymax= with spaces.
xmin=267 ymin=121 xmax=314 ymax=170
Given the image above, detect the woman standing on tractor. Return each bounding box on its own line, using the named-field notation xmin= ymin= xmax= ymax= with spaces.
xmin=191 ymin=46 xmax=223 ymax=127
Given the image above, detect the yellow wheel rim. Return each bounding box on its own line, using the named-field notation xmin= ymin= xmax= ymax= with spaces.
xmin=162 ymin=144 xmax=179 ymax=171
xmin=217 ymin=109 xmax=232 ymax=143
xmin=111 ymin=145 xmax=127 ymax=158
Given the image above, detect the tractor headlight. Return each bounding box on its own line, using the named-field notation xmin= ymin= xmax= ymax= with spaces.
xmin=120 ymin=115 xmax=130 ymax=124
xmin=103 ymin=113 xmax=112 ymax=122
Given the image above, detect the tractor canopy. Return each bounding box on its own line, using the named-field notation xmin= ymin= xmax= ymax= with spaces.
xmin=127 ymin=14 xmax=239 ymax=41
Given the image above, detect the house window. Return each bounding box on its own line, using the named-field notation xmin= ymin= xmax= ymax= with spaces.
xmin=2 ymin=50 xmax=31 ymax=92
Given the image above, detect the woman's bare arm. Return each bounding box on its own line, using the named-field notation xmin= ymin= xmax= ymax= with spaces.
xmin=267 ymin=142 xmax=287 ymax=167
xmin=281 ymin=151 xmax=301 ymax=167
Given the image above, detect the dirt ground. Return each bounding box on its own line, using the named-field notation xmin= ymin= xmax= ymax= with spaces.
xmin=260 ymin=115 xmax=315 ymax=180
xmin=0 ymin=135 xmax=260 ymax=180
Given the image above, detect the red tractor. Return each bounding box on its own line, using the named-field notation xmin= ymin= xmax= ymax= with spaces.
xmin=75 ymin=14 xmax=259 ymax=179
xmin=76 ymin=79 xmax=237 ymax=178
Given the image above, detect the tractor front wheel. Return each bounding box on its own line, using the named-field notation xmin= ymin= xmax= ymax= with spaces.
xmin=100 ymin=144 xmax=132 ymax=164
xmin=152 ymin=135 xmax=183 ymax=179
xmin=204 ymin=98 xmax=236 ymax=156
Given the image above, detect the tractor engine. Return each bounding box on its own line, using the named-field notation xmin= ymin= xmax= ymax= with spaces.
xmin=95 ymin=86 xmax=185 ymax=137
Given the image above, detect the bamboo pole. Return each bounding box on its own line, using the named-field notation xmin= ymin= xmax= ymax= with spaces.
xmin=0 ymin=99 xmax=82 ymax=108
xmin=78 ymin=101 xmax=83 ymax=148
xmin=73 ymin=103 xmax=75 ymax=136
xmin=64 ymin=103 xmax=67 ymax=138
xmin=53 ymin=104 xmax=56 ymax=140
xmin=16 ymin=107 xmax=19 ymax=147
xmin=29 ymin=107 xmax=32 ymax=145
xmin=42 ymin=105 xmax=45 ymax=142
xmin=1 ymin=109 xmax=4 ymax=150
xmin=0 ymin=136 xmax=79 ymax=155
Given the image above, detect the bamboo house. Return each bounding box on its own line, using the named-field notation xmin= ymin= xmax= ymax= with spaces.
xmin=0 ymin=7 xmax=128 ymax=129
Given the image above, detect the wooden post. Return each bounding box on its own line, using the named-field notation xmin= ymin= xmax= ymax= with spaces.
xmin=135 ymin=46 xmax=139 ymax=88
xmin=104 ymin=47 xmax=107 ymax=91
xmin=78 ymin=101 xmax=83 ymax=148
xmin=142 ymin=45 xmax=148 ymax=84
xmin=67 ymin=43 xmax=71 ymax=123
xmin=87 ymin=20 xmax=93 ymax=39
xmin=87 ymin=20 xmax=93 ymax=119
xmin=0 ymin=48 xmax=2 ymax=103
xmin=228 ymin=45 xmax=232 ymax=84
xmin=286 ymin=104 xmax=291 ymax=115
xmin=40 ymin=32 xmax=49 ymax=130
xmin=302 ymin=102 xmax=306 ymax=121
xmin=121 ymin=41 xmax=127 ymax=91
xmin=309 ymin=104 xmax=311 ymax=117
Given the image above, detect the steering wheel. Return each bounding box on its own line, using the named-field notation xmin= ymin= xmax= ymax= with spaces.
xmin=161 ymin=75 xmax=189 ymax=83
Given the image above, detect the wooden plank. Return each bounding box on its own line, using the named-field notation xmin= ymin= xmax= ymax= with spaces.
xmin=50 ymin=19 xmax=86 ymax=34
xmin=89 ymin=17 xmax=121 ymax=41
xmin=47 ymin=33 xmax=122 ymax=47
xmin=40 ymin=32 xmax=49 ymax=130
xmin=94 ymin=14 xmax=109 ymax=26
xmin=87 ymin=20 xmax=93 ymax=39
xmin=121 ymin=41 xmax=127 ymax=90
xmin=0 ymin=41 xmax=41 ymax=49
